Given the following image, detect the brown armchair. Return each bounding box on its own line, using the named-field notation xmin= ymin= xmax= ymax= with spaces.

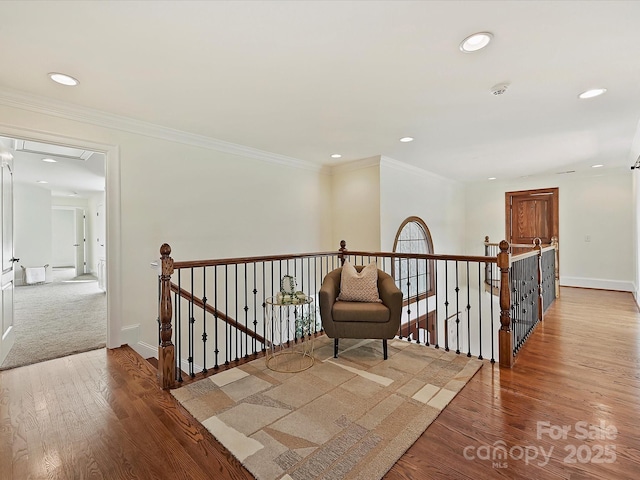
xmin=319 ymin=265 xmax=402 ymax=359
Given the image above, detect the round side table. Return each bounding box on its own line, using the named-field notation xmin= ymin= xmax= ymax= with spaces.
xmin=264 ymin=296 xmax=315 ymax=372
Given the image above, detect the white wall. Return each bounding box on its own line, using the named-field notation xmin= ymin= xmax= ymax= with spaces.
xmin=330 ymin=157 xmax=381 ymax=251
xmin=14 ymin=183 xmax=52 ymax=284
xmin=464 ymin=168 xmax=635 ymax=291
xmin=0 ymin=101 xmax=333 ymax=357
xmin=380 ymin=157 xmax=466 ymax=254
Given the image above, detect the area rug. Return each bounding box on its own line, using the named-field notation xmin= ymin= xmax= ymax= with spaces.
xmin=172 ymin=336 xmax=484 ymax=480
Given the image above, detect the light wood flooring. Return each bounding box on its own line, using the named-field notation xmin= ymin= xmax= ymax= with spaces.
xmin=1 ymin=287 xmax=639 ymax=479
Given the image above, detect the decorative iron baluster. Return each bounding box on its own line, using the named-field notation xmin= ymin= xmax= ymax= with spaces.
xmin=176 ymin=269 xmax=182 ymax=383
xmin=202 ymin=267 xmax=207 ymax=374
xmin=253 ymin=263 xmax=258 ymax=355
xmin=444 ymin=261 xmax=449 ymax=352
xmin=225 ymin=265 xmax=229 ymax=366
xmin=214 ymin=265 xmax=219 ymax=369
xmin=477 ymin=262 xmax=483 ymax=360
xmin=235 ymin=264 xmax=239 ymax=362
xmin=455 ymin=261 xmax=460 ymax=355
xmin=244 ymin=263 xmax=249 ymax=359
xmin=188 ymin=267 xmax=195 ymax=378
xmin=434 ymin=258 xmax=439 ymax=349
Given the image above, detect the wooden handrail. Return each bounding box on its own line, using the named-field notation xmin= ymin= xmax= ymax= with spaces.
xmin=342 ymin=250 xmax=497 ymax=264
xmin=170 ymin=282 xmax=268 ymax=346
xmin=173 ymin=249 xmax=496 ymax=270
xmin=173 ymin=251 xmax=341 ymax=269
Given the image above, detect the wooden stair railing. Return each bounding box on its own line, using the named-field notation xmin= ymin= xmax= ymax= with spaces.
xmin=157 ymin=238 xmax=563 ymax=388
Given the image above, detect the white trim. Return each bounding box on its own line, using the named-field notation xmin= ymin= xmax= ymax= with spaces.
xmin=329 ymin=155 xmax=381 ymax=174
xmin=134 ymin=340 xmax=157 ymax=360
xmin=380 ymin=155 xmax=460 ymax=184
xmin=0 ymin=87 xmax=321 ymax=172
xmin=135 ymin=341 xmax=204 ymax=376
xmin=0 ymin=124 xmax=122 ymax=349
xmin=560 ymin=276 xmax=634 ymax=292
xmin=121 ymin=323 xmax=140 ymax=347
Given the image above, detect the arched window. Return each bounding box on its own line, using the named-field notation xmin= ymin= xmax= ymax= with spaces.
xmin=392 ymin=216 xmax=434 ymax=301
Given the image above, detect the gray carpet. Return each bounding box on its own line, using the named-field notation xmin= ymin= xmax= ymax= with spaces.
xmin=0 ymin=268 xmax=107 ymax=370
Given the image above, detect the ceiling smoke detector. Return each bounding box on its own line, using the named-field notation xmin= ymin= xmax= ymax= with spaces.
xmin=490 ymin=83 xmax=510 ymax=96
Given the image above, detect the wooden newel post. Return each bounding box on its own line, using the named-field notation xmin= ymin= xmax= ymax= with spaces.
xmin=534 ymin=238 xmax=544 ymax=323
xmin=498 ymin=240 xmax=514 ymax=368
xmin=158 ymin=243 xmax=176 ymax=389
xmin=338 ymin=240 xmax=347 ymax=266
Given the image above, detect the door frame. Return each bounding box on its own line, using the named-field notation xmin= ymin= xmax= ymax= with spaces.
xmin=0 ymin=125 xmax=122 ymax=349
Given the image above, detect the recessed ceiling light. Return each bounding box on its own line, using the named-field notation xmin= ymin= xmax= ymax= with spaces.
xmin=48 ymin=72 xmax=79 ymax=86
xmin=42 ymin=158 xmax=57 ymax=163
xmin=68 ymin=192 xmax=78 ymax=197
xmin=488 ymin=177 xmax=497 ymax=180
xmin=399 ymin=137 xmax=414 ymax=143
xmin=330 ymin=154 xmax=342 ymax=159
xmin=578 ymin=88 xmax=607 ymax=99
xmin=36 ymin=180 xmax=48 ymax=184
xmin=592 ymin=164 xmax=604 ymax=168
xmin=460 ymin=32 xmax=493 ymax=53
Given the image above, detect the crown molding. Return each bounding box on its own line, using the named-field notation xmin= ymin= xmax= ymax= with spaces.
xmin=380 ymin=155 xmax=459 ymax=184
xmin=0 ymin=87 xmax=322 ymax=172
xmin=329 ymin=155 xmax=381 ymax=175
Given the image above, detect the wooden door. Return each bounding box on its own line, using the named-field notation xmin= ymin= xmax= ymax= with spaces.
xmin=0 ymin=146 xmax=15 ymax=365
xmin=506 ymin=188 xmax=558 ymax=254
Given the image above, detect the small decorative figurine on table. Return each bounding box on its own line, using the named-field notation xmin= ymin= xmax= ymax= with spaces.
xmin=276 ymin=275 xmax=307 ymax=304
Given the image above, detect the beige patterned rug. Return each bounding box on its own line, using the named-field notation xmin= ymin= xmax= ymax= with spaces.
xmin=172 ymin=336 xmax=483 ymax=480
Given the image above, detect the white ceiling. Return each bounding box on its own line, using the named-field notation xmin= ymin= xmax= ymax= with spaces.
xmin=1 ymin=1 xmax=640 ymax=182
xmin=0 ymin=137 xmax=105 ymax=198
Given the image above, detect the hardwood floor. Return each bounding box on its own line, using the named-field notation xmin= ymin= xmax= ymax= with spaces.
xmin=1 ymin=287 xmax=639 ymax=479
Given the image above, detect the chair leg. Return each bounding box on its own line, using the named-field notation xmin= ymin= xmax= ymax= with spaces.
xmin=334 ymin=338 xmax=339 ymax=358
xmin=383 ymin=339 xmax=388 ymax=360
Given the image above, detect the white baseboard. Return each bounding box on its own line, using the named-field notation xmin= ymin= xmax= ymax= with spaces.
xmin=130 ymin=339 xmax=204 ymax=375
xmin=560 ymin=276 xmax=634 ymax=292
xmin=134 ymin=340 xmax=157 ymax=360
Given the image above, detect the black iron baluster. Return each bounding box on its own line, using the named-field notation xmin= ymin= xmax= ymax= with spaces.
xmin=235 ymin=264 xmax=239 ymax=362
xmin=188 ymin=267 xmax=195 ymax=377
xmin=253 ymin=263 xmax=258 ymax=355
xmin=477 ymin=262 xmax=483 ymax=360
xmin=444 ymin=261 xmax=449 ymax=352
xmin=225 ymin=265 xmax=229 ymax=366
xmin=434 ymin=258 xmax=439 ymax=349
xmin=416 ymin=258 xmax=421 ymax=345
xmin=214 ymin=265 xmax=219 ymax=369
xmin=244 ymin=263 xmax=249 ymax=359
xmin=262 ymin=261 xmax=267 ymax=352
xmin=455 ymin=261 xmax=460 ymax=355
xmin=202 ymin=267 xmax=207 ymax=373
xmin=466 ymin=261 xmax=471 ymax=357
xmin=176 ymin=269 xmax=183 ymax=383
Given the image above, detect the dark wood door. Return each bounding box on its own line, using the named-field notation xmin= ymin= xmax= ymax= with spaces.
xmin=506 ymin=188 xmax=558 ymax=254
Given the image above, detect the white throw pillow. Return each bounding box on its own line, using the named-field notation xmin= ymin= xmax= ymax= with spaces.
xmin=337 ymin=261 xmax=382 ymax=303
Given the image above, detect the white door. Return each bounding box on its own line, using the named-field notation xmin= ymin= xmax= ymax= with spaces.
xmin=0 ymin=146 xmax=15 ymax=365
xmin=74 ymin=208 xmax=86 ymax=276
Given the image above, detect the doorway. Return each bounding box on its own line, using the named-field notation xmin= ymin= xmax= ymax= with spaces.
xmin=0 ymin=135 xmax=107 ymax=369
xmin=506 ymin=187 xmax=559 ymax=254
